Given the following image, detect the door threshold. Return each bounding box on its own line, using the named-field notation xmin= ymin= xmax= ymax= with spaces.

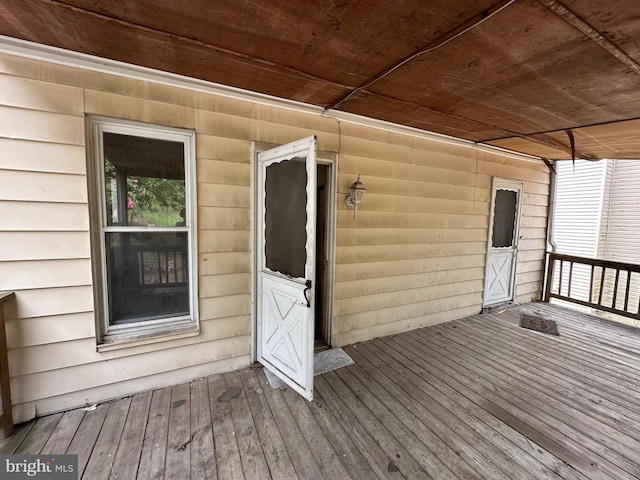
xmin=314 ymin=340 xmax=330 ymax=353
xmin=482 ymin=301 xmax=513 ymax=314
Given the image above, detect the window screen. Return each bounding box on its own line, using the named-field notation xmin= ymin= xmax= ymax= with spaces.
xmin=492 ymin=189 xmax=517 ymax=248
xmin=264 ymin=158 xmax=307 ymax=279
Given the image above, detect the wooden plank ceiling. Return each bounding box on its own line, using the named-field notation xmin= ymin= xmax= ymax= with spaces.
xmin=2 ymin=0 xmax=640 ymax=160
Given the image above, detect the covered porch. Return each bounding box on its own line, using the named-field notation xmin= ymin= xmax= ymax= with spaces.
xmin=3 ymin=302 xmax=640 ymax=480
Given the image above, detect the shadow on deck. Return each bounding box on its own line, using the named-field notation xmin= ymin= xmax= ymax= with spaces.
xmin=3 ymin=302 xmax=640 ymax=479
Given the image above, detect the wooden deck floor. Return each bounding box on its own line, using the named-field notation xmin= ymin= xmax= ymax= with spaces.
xmin=3 ymin=302 xmax=640 ymax=479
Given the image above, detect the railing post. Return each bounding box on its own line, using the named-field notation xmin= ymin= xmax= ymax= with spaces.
xmin=0 ymin=291 xmax=15 ymax=438
xmin=544 ymin=253 xmax=555 ymax=302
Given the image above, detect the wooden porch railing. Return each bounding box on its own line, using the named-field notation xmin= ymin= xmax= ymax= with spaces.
xmin=0 ymin=291 xmax=15 ymax=438
xmin=544 ymin=253 xmax=640 ymax=321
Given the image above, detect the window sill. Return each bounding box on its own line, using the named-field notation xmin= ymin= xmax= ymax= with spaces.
xmin=97 ymin=323 xmax=200 ymax=352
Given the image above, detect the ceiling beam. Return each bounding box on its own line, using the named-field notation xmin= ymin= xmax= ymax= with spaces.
xmin=537 ymin=0 xmax=640 ymax=75
xmin=519 ymin=132 xmax=597 ymax=160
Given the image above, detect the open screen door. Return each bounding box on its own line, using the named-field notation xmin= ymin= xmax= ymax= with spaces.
xmin=257 ymin=136 xmax=316 ymax=400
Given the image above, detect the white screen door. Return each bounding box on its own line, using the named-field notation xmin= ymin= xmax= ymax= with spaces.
xmin=483 ymin=177 xmax=523 ymax=307
xmin=257 ymin=136 xmax=317 ymax=400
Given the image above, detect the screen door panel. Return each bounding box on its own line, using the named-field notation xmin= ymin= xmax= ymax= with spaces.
xmin=257 ymin=136 xmax=316 ymax=400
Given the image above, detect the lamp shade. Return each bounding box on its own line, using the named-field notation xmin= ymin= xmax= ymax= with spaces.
xmin=347 ymin=177 xmax=366 ymax=205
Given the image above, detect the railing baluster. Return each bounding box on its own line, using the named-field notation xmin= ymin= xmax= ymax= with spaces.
xmin=613 ymin=269 xmax=620 ymax=308
xmin=568 ymin=261 xmax=574 ymax=298
xmin=559 ymin=260 xmax=564 ymax=296
xmin=589 ymin=264 xmax=595 ymax=303
xmin=637 ymin=275 xmax=640 ymax=314
xmin=598 ymin=267 xmax=606 ymax=306
xmin=156 ymin=251 xmax=162 ymax=283
xmin=624 ymin=271 xmax=631 ymax=312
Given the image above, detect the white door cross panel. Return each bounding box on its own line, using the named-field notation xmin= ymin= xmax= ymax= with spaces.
xmin=486 ymin=251 xmax=515 ymax=304
xmin=262 ymin=276 xmax=308 ymax=386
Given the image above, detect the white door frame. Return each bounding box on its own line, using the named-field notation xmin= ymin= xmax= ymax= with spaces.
xmin=483 ymin=177 xmax=524 ymax=307
xmin=315 ymin=157 xmax=337 ymax=347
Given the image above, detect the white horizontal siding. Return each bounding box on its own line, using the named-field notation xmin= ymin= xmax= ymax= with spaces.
xmin=554 ymin=160 xmax=606 ymax=257
xmin=596 ymin=160 xmax=640 ymax=313
xmin=599 ymin=160 xmax=640 ymax=263
xmin=552 ymin=160 xmax=606 ymax=303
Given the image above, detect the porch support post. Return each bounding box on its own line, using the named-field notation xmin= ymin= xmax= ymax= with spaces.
xmin=544 ymin=254 xmax=555 ymax=302
xmin=0 ymin=291 xmax=15 ymax=438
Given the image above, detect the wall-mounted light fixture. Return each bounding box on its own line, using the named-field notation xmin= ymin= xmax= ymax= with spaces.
xmin=345 ymin=175 xmax=366 ymax=218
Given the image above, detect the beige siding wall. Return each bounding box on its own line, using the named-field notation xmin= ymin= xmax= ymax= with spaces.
xmin=332 ymin=134 xmax=549 ymax=344
xmin=0 ymin=53 xmax=549 ymax=421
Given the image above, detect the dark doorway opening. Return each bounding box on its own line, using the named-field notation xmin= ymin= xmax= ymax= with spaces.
xmin=315 ymin=163 xmax=330 ymax=352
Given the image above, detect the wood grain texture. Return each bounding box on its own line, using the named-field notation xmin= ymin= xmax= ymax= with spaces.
xmin=82 ymin=397 xmax=131 ymax=479
xmin=109 ymin=391 xmax=152 ymax=480
xmin=4 ymin=303 xmax=640 ymax=479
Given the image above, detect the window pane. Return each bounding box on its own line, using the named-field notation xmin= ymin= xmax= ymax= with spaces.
xmin=106 ymin=232 xmax=189 ymax=325
xmin=492 ymin=189 xmax=518 ymax=248
xmin=104 ymin=133 xmax=186 ymax=227
xmin=264 ymin=158 xmax=307 ymax=278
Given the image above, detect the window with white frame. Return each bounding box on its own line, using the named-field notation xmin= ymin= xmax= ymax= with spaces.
xmin=88 ymin=117 xmax=197 ymax=344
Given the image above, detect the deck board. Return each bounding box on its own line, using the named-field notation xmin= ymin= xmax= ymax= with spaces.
xmin=189 ymin=378 xmax=217 ymax=480
xmin=346 ymin=344 xmax=555 ymax=480
xmin=352 ymin=340 xmax=587 ymax=480
xmin=40 ymin=409 xmax=84 ymax=455
xmin=208 ymin=374 xmax=244 ymax=479
xmin=322 ymin=369 xmax=434 ymax=479
xmin=240 ymin=369 xmax=298 ymax=479
xmin=441 ymin=319 xmax=640 ymax=443
xmin=164 ymin=383 xmax=192 ymax=480
xmin=223 ymin=372 xmax=271 ymax=480
xmin=136 ymin=385 xmax=171 ymax=480
xmin=280 ymin=385 xmax=351 ymax=479
xmin=83 ymin=397 xmax=131 ymax=479
xmin=462 ymin=315 xmax=640 ymax=413
xmin=402 ymin=330 xmax=636 ymax=479
xmin=3 ymin=303 xmax=640 ymax=479
xmin=286 ymin=373 xmax=379 ymax=480
xmin=0 ymin=419 xmax=34 ymax=455
xmin=67 ymin=403 xmax=109 ymax=477
xmin=419 ymin=326 xmax=640 ymax=470
xmin=259 ymin=370 xmax=325 ymax=479
xmin=110 ymin=390 xmax=152 ymax=480
xmin=314 ymin=373 xmax=401 ymax=480
xmin=14 ymin=412 xmax=61 ymax=455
